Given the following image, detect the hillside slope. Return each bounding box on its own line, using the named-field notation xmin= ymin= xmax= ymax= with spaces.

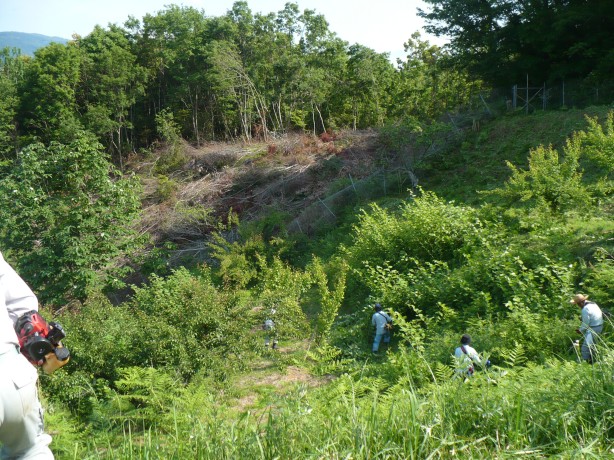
xmin=48 ymin=106 xmax=614 ymax=459
xmin=0 ymin=31 xmax=69 ymax=55
xmin=137 ymin=131 xmax=382 ymax=256
xmin=138 ymin=107 xmax=612 ymax=259
xmin=417 ymin=106 xmax=612 ymax=203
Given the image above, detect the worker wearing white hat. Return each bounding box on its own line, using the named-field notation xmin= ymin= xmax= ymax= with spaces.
xmin=570 ymin=293 xmax=604 ymax=363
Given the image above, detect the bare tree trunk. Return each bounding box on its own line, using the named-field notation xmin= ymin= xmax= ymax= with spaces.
xmin=241 ymin=89 xmax=251 ymax=142
xmin=315 ymin=103 xmax=325 ymax=134
xmin=193 ymin=91 xmax=200 ymax=146
xmin=182 ymin=89 xmax=201 ymax=146
xmin=245 ymin=77 xmax=268 ymax=142
xmin=112 ymin=129 xmax=123 ymax=172
xmin=272 ymin=98 xmax=283 ymax=133
xmin=210 ymin=106 xmax=215 ymax=141
xmin=312 ymin=102 xmax=316 ymax=136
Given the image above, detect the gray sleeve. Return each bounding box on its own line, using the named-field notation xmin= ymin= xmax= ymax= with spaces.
xmin=580 ymin=307 xmax=590 ymax=333
xmin=0 ymin=254 xmax=38 ymax=324
xmin=470 ymin=348 xmax=481 ymax=364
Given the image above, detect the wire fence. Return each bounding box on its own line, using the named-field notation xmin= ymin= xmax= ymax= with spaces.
xmin=510 ymin=78 xmax=614 ymax=113
xmin=289 ymin=78 xmax=614 ymax=235
xmin=286 ymin=168 xmax=418 ymax=235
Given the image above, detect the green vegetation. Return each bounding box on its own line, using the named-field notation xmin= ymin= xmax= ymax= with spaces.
xmin=0 ymin=134 xmax=143 ymax=305
xmin=420 ymin=0 xmax=614 ymax=87
xmin=0 ymin=1 xmax=613 ymax=459
xmin=36 ymin=107 xmax=613 ymax=460
xmin=1 ymin=2 xmax=479 ymax=162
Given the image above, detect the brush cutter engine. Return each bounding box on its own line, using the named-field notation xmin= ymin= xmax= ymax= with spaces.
xmin=15 ymin=310 xmax=70 ymax=373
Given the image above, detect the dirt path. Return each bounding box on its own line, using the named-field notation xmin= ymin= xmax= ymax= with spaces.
xmin=231 ymin=346 xmax=333 ymax=413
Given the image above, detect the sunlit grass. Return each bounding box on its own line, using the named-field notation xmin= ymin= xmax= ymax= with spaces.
xmin=54 ymin=345 xmax=613 ymax=459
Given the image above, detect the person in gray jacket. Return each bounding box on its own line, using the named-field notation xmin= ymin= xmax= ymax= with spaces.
xmin=371 ymin=303 xmax=392 ymax=353
xmin=570 ymin=293 xmax=604 ymax=363
xmin=263 ymin=308 xmax=278 ymax=350
xmin=0 ymin=251 xmax=54 ymax=459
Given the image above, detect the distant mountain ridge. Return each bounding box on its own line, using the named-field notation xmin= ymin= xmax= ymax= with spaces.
xmin=0 ymin=31 xmax=69 ymax=55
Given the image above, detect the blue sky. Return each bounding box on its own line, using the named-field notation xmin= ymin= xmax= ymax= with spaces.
xmin=0 ymin=0 xmax=445 ymax=61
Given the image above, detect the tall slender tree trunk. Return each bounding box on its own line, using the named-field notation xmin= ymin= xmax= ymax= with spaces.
xmin=312 ymin=102 xmax=316 ymax=136
xmin=315 ymin=103 xmax=325 ymax=134
xmin=193 ymin=91 xmax=200 ymax=146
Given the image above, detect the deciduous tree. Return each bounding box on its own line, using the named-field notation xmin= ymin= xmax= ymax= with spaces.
xmin=77 ymin=25 xmax=148 ymax=168
xmin=0 ymin=48 xmax=26 ymax=159
xmin=19 ymin=42 xmax=83 ymax=143
xmin=0 ymin=134 xmax=144 ymax=305
xmin=419 ymin=0 xmax=614 ymax=86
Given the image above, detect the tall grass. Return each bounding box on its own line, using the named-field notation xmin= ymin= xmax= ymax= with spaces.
xmin=56 ymin=347 xmax=613 ymax=460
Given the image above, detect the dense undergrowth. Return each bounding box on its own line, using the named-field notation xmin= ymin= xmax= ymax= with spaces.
xmin=43 ymin=108 xmax=614 ymax=458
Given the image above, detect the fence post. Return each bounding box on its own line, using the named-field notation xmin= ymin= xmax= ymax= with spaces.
xmin=479 ymin=93 xmax=492 ymax=115
xmin=526 ymin=74 xmax=529 ymax=114
xmin=318 ymin=198 xmax=336 ymax=218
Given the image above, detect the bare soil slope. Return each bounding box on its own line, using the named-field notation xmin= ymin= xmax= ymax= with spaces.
xmin=136 ymin=130 xmax=381 ymax=251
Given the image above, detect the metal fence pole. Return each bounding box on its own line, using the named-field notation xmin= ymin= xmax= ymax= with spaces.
xmin=526 ymin=74 xmax=529 ymax=114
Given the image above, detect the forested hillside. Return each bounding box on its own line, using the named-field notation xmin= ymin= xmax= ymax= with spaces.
xmin=0 ymin=1 xmax=612 ymax=459
xmin=0 ymin=31 xmax=69 ymax=56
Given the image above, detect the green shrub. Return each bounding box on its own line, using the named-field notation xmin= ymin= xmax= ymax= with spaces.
xmin=209 ymin=232 xmax=264 ymax=288
xmin=328 ymin=309 xmax=373 ymax=358
xmin=309 ymin=257 xmax=347 ymax=344
xmin=154 ymin=109 xmax=187 ymax=173
xmin=155 ymin=174 xmax=179 ymax=202
xmin=101 ymin=367 xmax=186 ymax=430
xmin=581 ymin=250 xmax=614 ymax=312
xmin=490 ymin=144 xmax=590 ymax=213
xmin=129 ymin=266 xmax=255 ymax=377
xmin=344 ymin=190 xmax=482 ymax=276
xmin=0 ymin=135 xmax=144 ymax=305
xmin=483 ymin=112 xmax=614 ymax=216
xmin=255 ymin=256 xmax=310 ymax=341
xmin=42 ymin=368 xmax=109 ymax=421
xmin=575 ymin=111 xmax=614 ymax=176
xmin=55 ymin=268 xmax=257 ymax=392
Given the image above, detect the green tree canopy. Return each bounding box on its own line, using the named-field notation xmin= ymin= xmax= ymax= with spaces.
xmin=76 ymin=25 xmax=148 ymax=167
xmin=18 ymin=42 xmax=83 ymax=143
xmin=419 ymin=0 xmax=614 ymax=86
xmin=0 ymin=48 xmax=27 ymax=160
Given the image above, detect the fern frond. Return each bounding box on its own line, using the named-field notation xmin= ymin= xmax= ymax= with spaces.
xmin=500 ymin=342 xmax=527 ymax=368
